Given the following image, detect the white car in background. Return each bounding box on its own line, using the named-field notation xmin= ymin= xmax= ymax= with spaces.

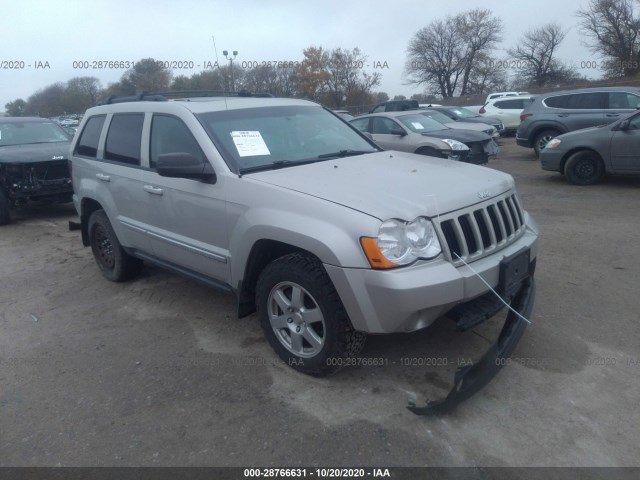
xmin=484 ymin=91 xmax=530 ymax=104
xmin=479 ymin=96 xmax=534 ymax=133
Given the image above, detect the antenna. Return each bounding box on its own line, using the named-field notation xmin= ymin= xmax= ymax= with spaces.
xmin=211 ymin=35 xmax=229 ymax=110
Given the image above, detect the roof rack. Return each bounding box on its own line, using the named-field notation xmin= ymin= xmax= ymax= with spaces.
xmin=100 ymin=90 xmax=274 ymax=105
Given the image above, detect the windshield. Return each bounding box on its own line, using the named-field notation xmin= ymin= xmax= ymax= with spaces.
xmin=450 ymin=107 xmax=477 ymax=118
xmin=420 ymin=111 xmax=454 ymax=125
xmin=197 ymin=106 xmax=377 ymax=172
xmin=0 ymin=121 xmax=71 ymax=147
xmin=397 ymin=114 xmax=448 ymax=133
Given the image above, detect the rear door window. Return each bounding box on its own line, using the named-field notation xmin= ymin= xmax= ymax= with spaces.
xmin=608 ymin=92 xmax=640 ymax=109
xmin=104 ymin=114 xmax=144 ymax=166
xmin=565 ymin=92 xmax=606 ymax=109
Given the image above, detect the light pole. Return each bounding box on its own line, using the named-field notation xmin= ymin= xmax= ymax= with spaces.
xmin=223 ymin=50 xmax=238 ymax=91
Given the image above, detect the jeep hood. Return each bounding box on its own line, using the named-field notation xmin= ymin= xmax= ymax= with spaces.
xmin=250 ymin=151 xmax=514 ymax=220
xmin=0 ymin=143 xmax=70 ymax=164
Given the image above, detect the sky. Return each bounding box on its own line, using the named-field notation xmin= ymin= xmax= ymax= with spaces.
xmin=1 ymin=0 xmax=598 ymax=109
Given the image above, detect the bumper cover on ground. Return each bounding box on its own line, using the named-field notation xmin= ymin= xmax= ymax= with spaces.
xmin=407 ymin=275 xmax=536 ymax=415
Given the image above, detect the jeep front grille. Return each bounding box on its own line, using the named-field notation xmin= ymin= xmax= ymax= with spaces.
xmin=437 ymin=193 xmax=525 ymax=264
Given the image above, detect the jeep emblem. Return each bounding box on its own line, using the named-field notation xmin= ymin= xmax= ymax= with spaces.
xmin=52 ymin=155 xmax=64 ymax=160
xmin=477 ymin=190 xmax=492 ymax=199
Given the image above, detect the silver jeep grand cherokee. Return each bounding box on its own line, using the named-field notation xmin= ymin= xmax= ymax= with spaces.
xmin=70 ymin=92 xmax=538 ymax=414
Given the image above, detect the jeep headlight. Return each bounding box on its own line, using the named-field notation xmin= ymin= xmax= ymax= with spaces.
xmin=360 ymin=217 xmax=442 ymax=268
xmin=440 ymin=139 xmax=469 ymax=151
xmin=546 ymin=138 xmax=562 ymax=149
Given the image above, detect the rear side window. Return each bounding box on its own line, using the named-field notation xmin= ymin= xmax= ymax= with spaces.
xmin=75 ymin=115 xmax=106 ymax=158
xmin=494 ymin=99 xmax=523 ymax=109
xmin=608 ymin=92 xmax=640 ymax=109
xmin=565 ymin=92 xmax=606 ymax=109
xmin=104 ymin=114 xmax=144 ymax=166
xmin=544 ymin=95 xmax=569 ymax=108
xmin=149 ymin=115 xmax=205 ymax=169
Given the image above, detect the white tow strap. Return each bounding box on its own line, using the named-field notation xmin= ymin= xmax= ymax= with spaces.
xmin=453 ymin=253 xmax=532 ymax=325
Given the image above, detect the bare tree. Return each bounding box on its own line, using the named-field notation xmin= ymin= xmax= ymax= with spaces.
xmin=24 ymin=83 xmax=66 ymax=117
xmin=243 ymin=64 xmax=298 ymax=97
xmin=63 ymin=77 xmax=102 ymax=112
xmin=507 ymin=23 xmax=578 ymax=87
xmin=374 ymin=92 xmax=389 ymax=103
xmin=5 ymin=99 xmax=27 ymax=116
xmin=123 ymin=58 xmax=173 ymax=93
xmin=458 ymin=9 xmax=503 ymax=95
xmin=297 ymin=46 xmax=380 ymax=108
xmin=404 ymin=17 xmax=465 ymax=97
xmin=404 ymin=10 xmax=502 ymax=98
xmin=577 ymin=0 xmax=640 ymax=77
xmin=464 ymin=53 xmax=510 ymax=94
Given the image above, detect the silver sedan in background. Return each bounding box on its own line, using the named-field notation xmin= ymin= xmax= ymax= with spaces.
xmin=350 ymin=111 xmax=499 ymax=164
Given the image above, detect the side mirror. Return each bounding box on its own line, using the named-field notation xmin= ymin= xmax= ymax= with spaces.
xmin=390 ymin=128 xmax=407 ymax=137
xmin=362 ymin=132 xmax=374 ymax=141
xmin=156 ymin=153 xmax=216 ymax=182
xmin=618 ymin=119 xmax=630 ymax=131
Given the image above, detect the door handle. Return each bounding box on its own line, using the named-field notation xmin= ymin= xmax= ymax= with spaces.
xmin=143 ymin=185 xmax=164 ymax=195
xmin=606 ymin=113 xmax=620 ymax=117
xmin=95 ymin=173 xmax=111 ymax=182
xmin=558 ymin=114 xmax=569 ymax=117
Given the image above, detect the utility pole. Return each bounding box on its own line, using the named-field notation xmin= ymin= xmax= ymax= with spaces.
xmin=223 ymin=50 xmax=238 ymax=91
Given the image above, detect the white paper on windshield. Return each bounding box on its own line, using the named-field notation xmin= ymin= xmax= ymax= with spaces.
xmin=411 ymin=122 xmax=424 ymax=130
xmin=230 ymin=131 xmax=271 ymax=157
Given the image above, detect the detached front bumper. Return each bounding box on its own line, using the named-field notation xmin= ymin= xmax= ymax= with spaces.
xmin=408 ymin=274 xmax=536 ymax=415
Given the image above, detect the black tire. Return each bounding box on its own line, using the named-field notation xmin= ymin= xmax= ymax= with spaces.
xmin=415 ymin=147 xmax=446 ymax=158
xmin=533 ymin=129 xmax=560 ymax=157
xmin=88 ymin=209 xmax=143 ymax=282
xmin=564 ymin=150 xmax=605 ymax=185
xmin=0 ymin=190 xmax=10 ymax=226
xmin=256 ymin=253 xmax=365 ymax=376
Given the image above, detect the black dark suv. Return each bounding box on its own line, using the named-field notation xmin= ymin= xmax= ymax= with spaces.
xmin=0 ymin=117 xmax=73 ymax=224
xmin=516 ymin=87 xmax=640 ymax=156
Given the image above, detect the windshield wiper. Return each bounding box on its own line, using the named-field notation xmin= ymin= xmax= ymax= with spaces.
xmin=317 ymin=149 xmax=374 ymax=159
xmin=238 ymin=159 xmax=320 ymax=175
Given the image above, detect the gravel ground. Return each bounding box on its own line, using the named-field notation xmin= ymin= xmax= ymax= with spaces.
xmin=1 ymin=138 xmax=639 ymax=467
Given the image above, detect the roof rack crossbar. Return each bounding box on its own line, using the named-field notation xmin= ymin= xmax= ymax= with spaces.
xmin=101 ymin=90 xmax=274 ymax=104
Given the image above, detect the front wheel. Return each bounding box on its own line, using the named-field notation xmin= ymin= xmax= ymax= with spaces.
xmin=88 ymin=210 xmax=143 ymax=281
xmin=564 ymin=151 xmax=605 ymax=185
xmin=256 ymin=253 xmax=365 ymax=376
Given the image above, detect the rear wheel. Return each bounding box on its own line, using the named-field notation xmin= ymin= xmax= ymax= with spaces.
xmin=256 ymin=253 xmax=365 ymax=376
xmin=88 ymin=210 xmax=143 ymax=281
xmin=533 ymin=129 xmax=560 ymax=157
xmin=564 ymin=151 xmax=605 ymax=185
xmin=0 ymin=190 xmax=10 ymax=225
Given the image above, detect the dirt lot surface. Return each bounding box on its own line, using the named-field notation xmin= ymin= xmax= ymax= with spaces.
xmin=1 ymin=138 xmax=639 ymax=468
